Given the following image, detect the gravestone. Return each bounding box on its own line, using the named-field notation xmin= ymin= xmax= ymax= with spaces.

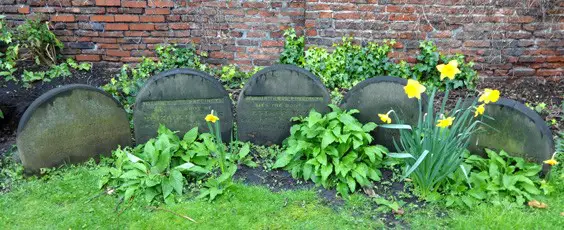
xmin=469 ymin=98 xmax=554 ymax=165
xmin=341 ymin=77 xmax=427 ymax=150
xmin=17 ymin=84 xmax=132 ymax=172
xmin=237 ymin=65 xmax=331 ymax=145
xmin=134 ymin=68 xmax=233 ymax=144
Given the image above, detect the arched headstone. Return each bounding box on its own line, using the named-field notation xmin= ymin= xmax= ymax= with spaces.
xmin=134 ymin=68 xmax=233 ymax=144
xmin=469 ymin=98 xmax=554 ymax=165
xmin=237 ymin=65 xmax=331 ymax=145
xmin=17 ymin=84 xmax=132 ymax=172
xmin=341 ymin=77 xmax=427 ymax=150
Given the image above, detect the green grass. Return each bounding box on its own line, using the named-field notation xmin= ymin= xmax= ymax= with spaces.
xmin=1 ymin=164 xmax=562 ymax=229
xmin=0 ymin=166 xmax=381 ymax=229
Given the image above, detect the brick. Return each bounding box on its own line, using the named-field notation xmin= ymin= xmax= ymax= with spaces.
xmin=105 ymin=23 xmax=128 ymax=31
xmin=95 ymin=0 xmax=119 ymax=6
xmin=72 ymin=0 xmax=94 ymax=6
xmin=129 ymin=24 xmax=155 ymax=30
xmin=91 ymin=15 xmax=114 ymax=22
xmin=261 ymin=40 xmax=283 ymax=47
xmin=510 ymin=68 xmax=535 ymax=77
xmin=106 ymin=49 xmax=130 ymax=57
xmin=169 ymin=23 xmax=189 ymax=30
xmin=145 ymin=8 xmax=170 ymax=14
xmin=463 ymin=41 xmax=490 ymax=48
xmin=389 ymin=14 xmax=418 ymax=21
xmin=148 ymin=0 xmax=174 ymax=7
xmin=537 ymin=69 xmax=562 ymax=77
xmin=75 ymin=54 xmax=100 ymax=61
xmin=115 ymin=15 xmax=139 ymax=22
xmin=140 ymin=15 xmax=165 ymax=22
xmin=123 ymin=0 xmax=146 ymax=8
xmin=18 ymin=5 xmax=30 ymax=14
xmin=51 ymin=15 xmax=75 ymax=22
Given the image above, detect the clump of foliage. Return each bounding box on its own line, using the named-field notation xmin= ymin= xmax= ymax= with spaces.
xmin=0 ymin=16 xmax=18 ymax=82
xmin=215 ymin=64 xmax=261 ymax=90
xmin=99 ymin=125 xmax=215 ymax=204
xmin=17 ymin=18 xmax=63 ymax=66
xmin=279 ymin=29 xmax=478 ymax=90
xmin=383 ymin=89 xmax=483 ymax=197
xmin=19 ymin=58 xmax=91 ymax=88
xmin=0 ymin=145 xmax=24 ymax=193
xmin=274 ymin=104 xmax=388 ymax=196
xmin=442 ymin=149 xmax=549 ymax=208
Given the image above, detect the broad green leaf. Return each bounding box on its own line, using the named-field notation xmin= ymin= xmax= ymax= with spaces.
xmin=321 ymin=131 xmax=336 ymax=149
xmin=124 ymin=186 xmax=137 ymax=201
xmin=316 ymin=152 xmax=327 ymax=166
xmin=153 ymin=147 xmax=172 ymax=174
xmin=162 ymin=177 xmax=174 ymax=200
xmin=387 ymin=153 xmax=415 ymax=159
xmin=127 ymin=153 xmax=144 ymax=163
xmin=362 ymin=122 xmax=377 ymax=132
xmin=183 ymin=127 xmax=199 ymax=145
xmin=175 ymin=162 xmax=195 ymax=171
xmin=119 ymin=169 xmax=145 ymax=179
xmin=273 ymin=152 xmax=292 ymax=168
xmin=303 ymin=164 xmax=313 ymax=180
xmin=144 ymin=187 xmax=158 ymax=203
xmin=170 ymin=170 xmax=184 ymax=195
xmin=320 ymin=164 xmax=333 ymax=181
xmin=238 ymin=143 xmax=251 ymax=159
xmin=346 ymin=176 xmax=356 ymax=192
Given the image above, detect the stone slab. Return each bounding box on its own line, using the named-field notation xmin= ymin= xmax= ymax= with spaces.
xmin=341 ymin=76 xmax=427 ymax=150
xmin=17 ymin=84 xmax=132 ymax=172
xmin=237 ymin=64 xmax=331 ymax=145
xmin=133 ymin=68 xmax=233 ymax=144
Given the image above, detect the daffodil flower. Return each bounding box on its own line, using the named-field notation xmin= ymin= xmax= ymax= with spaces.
xmin=478 ymin=89 xmax=500 ymax=104
xmin=544 ymin=152 xmax=559 ymax=166
xmin=474 ymin=104 xmax=485 ymax=117
xmin=378 ymin=110 xmax=393 ymax=124
xmin=436 ymin=60 xmax=461 ymax=80
xmin=436 ymin=116 xmax=455 ymax=128
xmin=404 ymin=79 xmax=426 ymax=100
xmin=205 ymin=111 xmax=219 ymax=123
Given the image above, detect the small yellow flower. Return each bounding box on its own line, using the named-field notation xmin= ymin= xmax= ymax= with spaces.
xmin=378 ymin=113 xmax=392 ymax=124
xmin=544 ymin=158 xmax=558 ymax=166
xmin=404 ymin=79 xmax=426 ymax=100
xmin=478 ymin=89 xmax=500 ymax=104
xmin=436 ymin=116 xmax=455 ymax=128
xmin=436 ymin=60 xmax=461 ymax=80
xmin=205 ymin=111 xmax=219 ymax=123
xmin=474 ymin=104 xmax=485 ymax=117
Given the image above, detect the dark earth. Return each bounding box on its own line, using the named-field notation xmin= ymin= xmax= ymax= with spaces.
xmin=0 ymin=62 xmax=561 ymax=228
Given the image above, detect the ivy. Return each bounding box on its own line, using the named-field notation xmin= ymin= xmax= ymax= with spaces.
xmin=279 ymin=29 xmax=478 ymax=91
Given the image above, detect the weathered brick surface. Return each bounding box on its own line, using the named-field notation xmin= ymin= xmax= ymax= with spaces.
xmin=1 ymin=0 xmax=561 ymax=79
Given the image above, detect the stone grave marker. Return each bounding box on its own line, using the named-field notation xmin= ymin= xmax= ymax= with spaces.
xmin=469 ymin=98 xmax=554 ymax=165
xmin=17 ymin=84 xmax=132 ymax=172
xmin=341 ymin=77 xmax=427 ymax=151
xmin=237 ymin=65 xmax=331 ymax=145
xmin=134 ymin=68 xmax=233 ymax=144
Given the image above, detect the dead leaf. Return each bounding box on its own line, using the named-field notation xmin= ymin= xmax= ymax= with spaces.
xmin=363 ymin=188 xmax=376 ymax=197
xmin=560 ymin=212 xmax=564 ymax=216
xmin=393 ymin=208 xmax=405 ymax=215
xmin=527 ymin=200 xmax=548 ymax=209
xmin=404 ymin=178 xmax=412 ymax=182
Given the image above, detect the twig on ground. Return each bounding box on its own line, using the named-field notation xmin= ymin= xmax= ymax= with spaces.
xmin=147 ymin=206 xmax=198 ymax=223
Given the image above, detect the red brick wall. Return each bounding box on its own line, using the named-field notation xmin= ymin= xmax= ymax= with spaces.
xmin=1 ymin=0 xmax=562 ymax=80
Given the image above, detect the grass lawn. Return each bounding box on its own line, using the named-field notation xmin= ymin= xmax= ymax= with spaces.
xmin=1 ymin=164 xmax=562 ymax=229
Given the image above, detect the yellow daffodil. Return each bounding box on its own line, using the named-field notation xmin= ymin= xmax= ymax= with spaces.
xmin=436 ymin=116 xmax=455 ymax=128
xmin=478 ymin=89 xmax=500 ymax=104
xmin=205 ymin=111 xmax=219 ymax=123
xmin=436 ymin=60 xmax=461 ymax=80
xmin=404 ymin=79 xmax=426 ymax=100
xmin=544 ymin=158 xmax=558 ymax=166
xmin=474 ymin=104 xmax=485 ymax=117
xmin=378 ymin=113 xmax=392 ymax=124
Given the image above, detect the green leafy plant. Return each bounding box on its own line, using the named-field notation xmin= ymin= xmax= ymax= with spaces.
xmin=0 ymin=145 xmax=25 ymax=193
xmin=99 ymin=125 xmax=216 ymax=204
xmin=0 ymin=109 xmax=3 ymax=119
xmin=0 ymin=16 xmax=18 ymax=82
xmin=274 ymin=104 xmax=388 ymax=196
xmin=525 ymin=102 xmax=547 ymax=115
xmin=17 ymin=18 xmax=63 ymax=65
xmin=215 ymin=64 xmax=261 ymax=90
xmin=279 ymin=29 xmax=478 ymax=91
xmin=66 ymin=58 xmax=91 ymax=71
xmin=442 ymin=149 xmax=547 ymax=208
xmin=382 ymin=88 xmax=485 ymax=197
xmin=254 ymin=144 xmax=283 ymax=171
xmin=197 ymin=111 xmax=252 ymax=201
xmin=279 ymin=28 xmax=305 ymax=66
xmin=20 ymin=62 xmax=74 ymax=88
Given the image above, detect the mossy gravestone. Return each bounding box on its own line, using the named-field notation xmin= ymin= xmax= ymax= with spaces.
xmin=341 ymin=77 xmax=426 ymax=151
xmin=17 ymin=85 xmax=132 ymax=172
xmin=237 ymin=65 xmax=331 ymax=145
xmin=134 ymin=68 xmax=233 ymax=144
xmin=469 ymin=98 xmax=554 ymax=165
